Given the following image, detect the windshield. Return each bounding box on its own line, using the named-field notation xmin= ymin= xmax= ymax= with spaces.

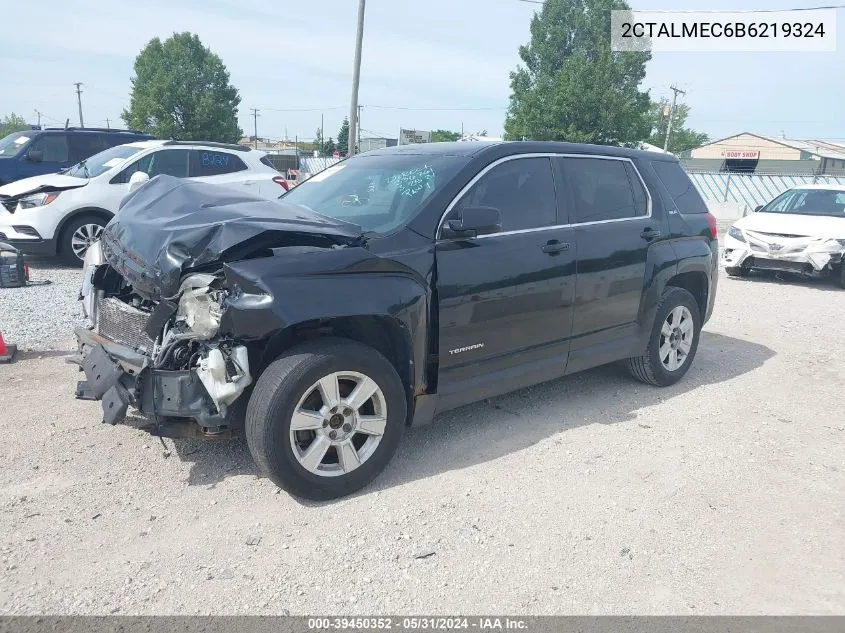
xmin=761 ymin=188 xmax=845 ymax=217
xmin=0 ymin=131 xmax=33 ymax=157
xmin=63 ymin=144 xmax=145 ymax=179
xmin=280 ymin=153 xmax=470 ymax=233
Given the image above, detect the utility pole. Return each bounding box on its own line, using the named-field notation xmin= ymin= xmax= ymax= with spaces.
xmin=357 ymin=104 xmax=362 ymax=148
xmin=106 ymin=118 xmax=110 ymax=129
xmin=663 ymin=84 xmax=686 ymax=152
xmin=34 ymin=109 xmax=41 ymax=129
xmin=348 ymin=0 xmax=366 ymax=156
xmin=250 ymin=108 xmax=260 ymax=148
xmin=74 ymin=82 xmax=85 ymax=128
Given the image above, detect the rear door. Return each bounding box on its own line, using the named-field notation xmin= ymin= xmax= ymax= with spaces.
xmin=434 ymin=155 xmax=577 ymax=409
xmin=555 ymin=156 xmax=662 ymax=370
xmin=17 ymin=133 xmax=70 ymax=178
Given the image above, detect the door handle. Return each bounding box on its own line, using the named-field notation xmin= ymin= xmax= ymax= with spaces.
xmin=640 ymin=227 xmax=662 ymax=241
xmin=542 ymin=240 xmax=570 ymax=254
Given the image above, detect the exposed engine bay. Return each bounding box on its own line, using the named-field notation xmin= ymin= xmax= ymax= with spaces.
xmin=75 ymin=240 xmax=254 ymax=437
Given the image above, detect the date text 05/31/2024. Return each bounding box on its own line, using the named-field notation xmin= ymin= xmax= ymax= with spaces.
xmin=307 ymin=617 xmax=529 ymax=630
xmin=620 ymin=21 xmax=826 ymax=39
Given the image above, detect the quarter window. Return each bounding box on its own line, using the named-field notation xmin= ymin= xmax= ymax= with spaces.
xmin=452 ymin=157 xmax=557 ymax=232
xmin=558 ymin=157 xmax=645 ymax=223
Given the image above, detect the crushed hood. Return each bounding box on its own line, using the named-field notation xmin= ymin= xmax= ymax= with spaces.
xmin=101 ymin=174 xmax=363 ymax=301
xmin=735 ymin=211 xmax=845 ymax=239
xmin=0 ymin=173 xmax=88 ymax=199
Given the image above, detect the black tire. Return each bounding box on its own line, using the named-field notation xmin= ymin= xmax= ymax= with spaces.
xmin=245 ymin=337 xmax=406 ymax=500
xmin=58 ymin=214 xmax=108 ymax=266
xmin=627 ymin=286 xmax=702 ymax=387
xmin=725 ymin=265 xmax=749 ymax=277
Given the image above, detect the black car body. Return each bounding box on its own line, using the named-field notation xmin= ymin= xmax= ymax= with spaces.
xmin=75 ymin=141 xmax=718 ymax=499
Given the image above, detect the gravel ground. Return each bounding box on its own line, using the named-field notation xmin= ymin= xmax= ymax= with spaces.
xmin=0 ymin=259 xmax=83 ymax=351
xmin=1 ymin=245 xmax=843 ymax=615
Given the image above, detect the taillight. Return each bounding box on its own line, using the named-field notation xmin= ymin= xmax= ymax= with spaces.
xmin=273 ymin=176 xmax=290 ymax=191
xmin=705 ymin=212 xmax=718 ymax=239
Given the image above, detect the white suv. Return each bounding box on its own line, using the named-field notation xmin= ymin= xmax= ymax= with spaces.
xmin=0 ymin=140 xmax=287 ymax=264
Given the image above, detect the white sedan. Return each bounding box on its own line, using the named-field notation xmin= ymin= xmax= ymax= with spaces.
xmin=0 ymin=140 xmax=287 ymax=264
xmin=722 ymin=184 xmax=845 ymax=287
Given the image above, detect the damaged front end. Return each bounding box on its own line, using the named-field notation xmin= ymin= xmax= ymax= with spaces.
xmin=722 ymin=227 xmax=845 ymax=278
xmin=75 ymin=241 xmax=253 ymax=438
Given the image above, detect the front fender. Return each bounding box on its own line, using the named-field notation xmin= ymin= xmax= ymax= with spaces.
xmin=219 ymin=257 xmax=430 ymax=392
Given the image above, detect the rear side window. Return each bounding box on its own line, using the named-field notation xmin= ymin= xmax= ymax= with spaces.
xmin=651 ymin=160 xmax=708 ymax=213
xmin=260 ymin=155 xmax=280 ymax=170
xmin=558 ymin=157 xmax=646 ymax=223
xmin=68 ymin=134 xmax=109 ymax=162
xmin=190 ymin=150 xmax=248 ymax=177
xmin=453 ymin=157 xmax=557 ymax=232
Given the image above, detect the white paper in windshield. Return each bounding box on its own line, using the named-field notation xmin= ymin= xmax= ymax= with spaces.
xmin=14 ymin=136 xmax=29 ymax=145
xmin=102 ymin=158 xmax=124 ymax=168
xmin=308 ymin=165 xmax=345 ymax=182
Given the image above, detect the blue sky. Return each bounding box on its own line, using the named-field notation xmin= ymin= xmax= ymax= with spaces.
xmin=3 ymin=0 xmax=844 ymax=143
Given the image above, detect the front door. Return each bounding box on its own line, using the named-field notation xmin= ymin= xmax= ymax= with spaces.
xmin=435 ymin=155 xmax=576 ymax=410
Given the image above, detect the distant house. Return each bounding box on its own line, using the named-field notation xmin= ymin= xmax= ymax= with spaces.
xmin=683 ymin=132 xmax=845 ymax=175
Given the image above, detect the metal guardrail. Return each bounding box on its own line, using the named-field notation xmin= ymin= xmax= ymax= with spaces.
xmin=688 ymin=172 xmax=845 ymax=211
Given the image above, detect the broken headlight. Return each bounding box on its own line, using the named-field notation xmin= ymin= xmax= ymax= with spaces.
xmin=176 ymin=274 xmax=224 ymax=340
xmin=728 ymin=226 xmax=745 ymax=242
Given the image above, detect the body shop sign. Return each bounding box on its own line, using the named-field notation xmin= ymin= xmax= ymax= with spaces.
xmin=722 ymin=150 xmax=759 ymax=159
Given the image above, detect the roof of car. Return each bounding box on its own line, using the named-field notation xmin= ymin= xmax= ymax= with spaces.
xmin=363 ymin=140 xmax=678 ymax=161
xmin=788 ymin=183 xmax=845 ymax=192
xmin=125 ymin=140 xmax=168 ymax=149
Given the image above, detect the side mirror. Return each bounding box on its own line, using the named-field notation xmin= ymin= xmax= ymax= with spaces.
xmin=754 ymin=205 xmax=763 ymax=212
xmin=443 ymin=206 xmax=502 ymax=238
xmin=128 ymin=171 xmax=150 ymax=192
xmin=26 ymin=150 xmax=43 ymax=163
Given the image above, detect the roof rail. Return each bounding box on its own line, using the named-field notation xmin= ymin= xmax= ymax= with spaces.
xmin=162 ymin=140 xmax=252 ymax=152
xmin=43 ymin=126 xmax=153 ymax=135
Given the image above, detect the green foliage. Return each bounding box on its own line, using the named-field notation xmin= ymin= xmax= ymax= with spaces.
xmin=0 ymin=113 xmax=30 ymax=137
xmin=504 ymin=0 xmax=652 ymax=146
xmin=647 ymin=98 xmax=709 ymax=154
xmin=337 ymin=118 xmax=350 ymax=156
xmin=323 ymin=137 xmax=337 ymax=156
xmin=313 ymin=127 xmax=325 ymax=155
xmin=122 ymin=32 xmax=242 ymax=143
xmin=431 ymin=129 xmax=461 ymax=143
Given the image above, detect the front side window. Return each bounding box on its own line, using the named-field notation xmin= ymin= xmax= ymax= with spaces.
xmin=118 ymin=149 xmax=190 ymax=182
xmin=29 ymin=134 xmax=68 ymax=163
xmin=451 ymin=157 xmax=557 ymax=232
xmin=559 ymin=157 xmax=645 ymax=223
xmin=281 ymin=153 xmax=469 ymax=234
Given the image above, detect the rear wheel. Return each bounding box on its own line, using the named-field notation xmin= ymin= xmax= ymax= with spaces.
xmin=59 ymin=214 xmax=107 ymax=266
xmin=627 ymin=286 xmax=701 ymax=387
xmin=245 ymin=338 xmax=406 ymax=500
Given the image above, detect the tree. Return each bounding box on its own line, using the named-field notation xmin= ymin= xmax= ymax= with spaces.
xmin=647 ymin=98 xmax=709 ymax=154
xmin=431 ymin=129 xmax=461 ymax=142
xmin=323 ymin=137 xmax=337 ymax=156
xmin=122 ymin=32 xmax=242 ymax=143
xmin=313 ymin=127 xmax=325 ymax=155
xmin=504 ymin=0 xmax=652 ymax=146
xmin=337 ymin=118 xmax=350 ymax=156
xmin=0 ymin=113 xmax=30 ymax=137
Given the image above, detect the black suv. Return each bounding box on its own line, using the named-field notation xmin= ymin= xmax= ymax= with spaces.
xmin=0 ymin=127 xmax=155 ymax=185
xmin=74 ymin=141 xmax=718 ymax=500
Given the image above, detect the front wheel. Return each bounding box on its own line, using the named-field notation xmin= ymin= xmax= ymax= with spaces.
xmin=725 ymin=265 xmax=749 ymax=277
xmin=245 ymin=338 xmax=406 ymax=500
xmin=59 ymin=215 xmax=107 ymax=266
xmin=627 ymin=286 xmax=701 ymax=387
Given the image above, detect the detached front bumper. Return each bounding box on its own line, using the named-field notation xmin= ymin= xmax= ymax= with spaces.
xmin=722 ymin=230 xmax=845 ymax=276
xmin=74 ymin=327 xmax=238 ymax=437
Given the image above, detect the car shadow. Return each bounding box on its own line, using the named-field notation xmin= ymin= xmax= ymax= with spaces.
xmin=725 ymin=269 xmax=843 ymax=293
xmin=166 ymin=330 xmax=774 ymax=496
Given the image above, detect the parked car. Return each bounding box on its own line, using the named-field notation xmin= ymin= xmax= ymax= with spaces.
xmin=0 ymin=140 xmax=288 ymax=264
xmin=0 ymin=127 xmax=155 ymax=186
xmin=74 ymin=141 xmax=719 ymax=500
xmin=722 ymin=184 xmax=845 ymax=286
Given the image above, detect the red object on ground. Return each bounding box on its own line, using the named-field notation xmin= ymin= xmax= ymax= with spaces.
xmin=0 ymin=331 xmax=16 ymax=363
